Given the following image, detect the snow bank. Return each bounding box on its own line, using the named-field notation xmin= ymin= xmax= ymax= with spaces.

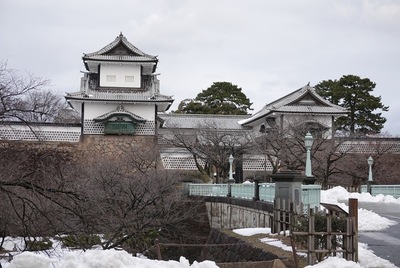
xmin=233 ymin=228 xmax=271 ymax=236
xmin=321 ymin=186 xmax=397 ymax=231
xmin=5 ymin=250 xmax=218 ymax=268
xmin=321 ymin=186 xmax=400 ymax=204
xmin=8 ymin=252 xmax=55 ymax=268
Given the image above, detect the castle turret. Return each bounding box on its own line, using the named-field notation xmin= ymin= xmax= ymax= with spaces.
xmin=65 ymin=33 xmax=174 ymax=136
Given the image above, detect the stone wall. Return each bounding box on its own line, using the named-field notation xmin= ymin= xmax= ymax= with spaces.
xmin=0 ymin=134 xmax=158 ymax=165
xmin=79 ymin=135 xmax=157 ymax=159
xmin=204 ymin=197 xmax=274 ymax=229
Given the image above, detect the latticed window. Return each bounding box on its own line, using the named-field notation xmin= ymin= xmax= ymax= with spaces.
xmin=104 ymin=121 xmax=135 ymax=135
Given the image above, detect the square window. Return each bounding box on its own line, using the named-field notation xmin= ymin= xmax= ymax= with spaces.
xmin=106 ymin=75 xmax=116 ymax=82
xmin=125 ymin=76 xmax=134 ymax=83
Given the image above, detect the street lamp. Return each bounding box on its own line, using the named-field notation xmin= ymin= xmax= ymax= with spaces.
xmin=227 ymin=154 xmax=234 ymax=197
xmin=228 ymin=154 xmax=234 ymax=183
xmin=304 ymin=132 xmax=314 ymax=177
xmin=367 ymin=156 xmax=374 ymax=194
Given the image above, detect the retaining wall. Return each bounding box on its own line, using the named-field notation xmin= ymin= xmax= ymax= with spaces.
xmin=0 ymin=135 xmax=157 ymax=164
xmin=204 ymin=197 xmax=274 ymax=229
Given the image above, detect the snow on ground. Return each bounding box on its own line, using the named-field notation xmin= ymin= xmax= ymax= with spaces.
xmin=2 ymin=186 xmax=400 ymax=267
xmin=321 ymin=186 xmax=397 ymax=231
xmin=233 ymin=229 xmax=397 ymax=268
xmin=233 ymin=186 xmax=400 ymax=267
xmin=2 ymin=249 xmax=218 ymax=268
xmin=321 ymin=186 xmax=400 ymax=205
xmin=231 ymin=227 xmax=271 ymax=236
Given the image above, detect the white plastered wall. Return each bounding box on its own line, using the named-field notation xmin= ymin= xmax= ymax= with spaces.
xmin=99 ymin=64 xmax=141 ymax=88
xmin=84 ymin=102 xmax=155 ymax=121
xmin=279 ymin=114 xmax=333 ymax=138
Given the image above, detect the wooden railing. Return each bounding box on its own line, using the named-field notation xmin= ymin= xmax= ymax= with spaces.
xmin=274 ymin=197 xmax=358 ymax=266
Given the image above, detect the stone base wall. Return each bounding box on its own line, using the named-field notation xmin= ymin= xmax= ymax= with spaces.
xmin=0 ymin=134 xmax=158 ymax=165
xmin=79 ymin=135 xmax=157 ymax=158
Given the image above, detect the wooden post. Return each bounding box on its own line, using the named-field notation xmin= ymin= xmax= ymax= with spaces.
xmin=348 ymin=198 xmax=358 ymax=262
xmin=308 ymin=208 xmax=315 ymax=265
xmin=290 ymin=235 xmax=300 ymax=268
xmin=281 ymin=199 xmax=286 ymax=234
xmin=155 ymin=239 xmax=162 ymax=260
xmin=344 ymin=218 xmax=348 ymax=259
xmin=273 ymin=198 xmax=281 ymax=234
xmin=326 ymin=213 xmax=332 ymax=256
xmin=289 ymin=201 xmax=299 ymax=268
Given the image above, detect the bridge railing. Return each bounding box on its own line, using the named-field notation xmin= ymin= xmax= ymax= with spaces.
xmin=360 ymin=184 xmax=400 ymax=198
xmin=187 ymin=184 xmax=229 ymax=196
xmin=259 ymin=183 xmax=276 ymax=202
xmin=301 ymin=185 xmax=321 ymax=209
xmin=189 ymin=183 xmax=321 ymax=208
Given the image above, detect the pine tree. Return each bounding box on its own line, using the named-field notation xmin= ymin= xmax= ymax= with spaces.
xmin=174 ymin=82 xmax=252 ymax=115
xmin=315 ymin=75 xmax=389 ymax=136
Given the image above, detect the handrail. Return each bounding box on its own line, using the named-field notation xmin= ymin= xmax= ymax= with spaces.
xmin=360 ymin=184 xmax=400 ymax=198
xmin=189 ymin=183 xmax=321 ymax=208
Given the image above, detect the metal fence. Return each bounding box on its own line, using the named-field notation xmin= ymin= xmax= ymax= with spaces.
xmin=189 ymin=183 xmax=321 ymax=208
xmin=360 ymin=184 xmax=400 ymax=198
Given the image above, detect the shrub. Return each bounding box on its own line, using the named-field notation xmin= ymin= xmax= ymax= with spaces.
xmin=26 ymin=238 xmax=53 ymax=251
xmin=293 ymin=213 xmax=347 ymax=262
xmin=61 ymin=234 xmax=101 ymax=249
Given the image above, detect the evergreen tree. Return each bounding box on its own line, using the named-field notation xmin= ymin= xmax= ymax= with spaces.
xmin=315 ymin=75 xmax=389 ymax=135
xmin=174 ymin=82 xmax=253 ymax=115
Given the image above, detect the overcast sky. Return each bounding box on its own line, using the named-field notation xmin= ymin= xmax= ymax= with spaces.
xmin=1 ymin=0 xmax=399 ymax=135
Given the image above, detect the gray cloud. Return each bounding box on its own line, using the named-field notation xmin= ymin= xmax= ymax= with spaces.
xmin=1 ymin=0 xmax=399 ymax=135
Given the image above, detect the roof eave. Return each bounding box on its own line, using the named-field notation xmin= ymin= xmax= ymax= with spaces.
xmin=65 ymin=96 xmax=174 ymax=103
xmin=94 ymin=113 xmax=147 ymax=123
xmin=82 ymin=57 xmax=158 ymax=63
xmin=83 ymin=33 xmax=157 ymax=60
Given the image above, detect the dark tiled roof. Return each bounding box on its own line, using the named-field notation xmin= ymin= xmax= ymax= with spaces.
xmin=83 ymin=33 xmax=157 ymax=62
xmin=239 ymin=84 xmax=348 ymax=125
xmin=273 ymin=106 xmax=349 ymax=113
xmin=66 ymin=91 xmax=173 ymax=102
xmin=83 ymin=54 xmax=156 ymax=62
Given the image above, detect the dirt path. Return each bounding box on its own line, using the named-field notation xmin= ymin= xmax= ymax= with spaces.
xmin=221 ymin=230 xmax=308 ymax=268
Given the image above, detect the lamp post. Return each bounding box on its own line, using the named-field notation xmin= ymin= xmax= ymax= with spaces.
xmin=227 ymin=154 xmax=234 ymax=197
xmin=304 ymin=132 xmax=314 ymax=177
xmin=367 ymin=156 xmax=374 ymax=194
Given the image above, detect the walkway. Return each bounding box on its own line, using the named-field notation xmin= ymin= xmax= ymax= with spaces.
xmin=358 ymin=202 xmax=400 ymax=267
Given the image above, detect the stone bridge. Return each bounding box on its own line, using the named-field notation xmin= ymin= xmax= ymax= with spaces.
xmin=188 ymin=170 xmax=321 ymax=230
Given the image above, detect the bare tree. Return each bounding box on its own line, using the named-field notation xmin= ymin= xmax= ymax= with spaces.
xmin=23 ymin=90 xmax=79 ymax=123
xmin=310 ymin=137 xmax=354 ymax=189
xmin=163 ymin=121 xmax=255 ymax=183
xmin=254 ymin=118 xmax=357 ymax=188
xmin=333 ymin=137 xmax=400 ymax=187
xmin=0 ymin=142 xmax=80 ymax=245
xmin=255 ymin=127 xmax=304 ymax=174
xmin=258 ymin=121 xmax=400 ymax=188
xmin=0 ymin=141 xmax=208 ymax=254
xmin=0 ymin=60 xmax=77 ymax=124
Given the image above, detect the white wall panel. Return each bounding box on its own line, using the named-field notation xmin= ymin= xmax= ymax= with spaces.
xmin=99 ymin=64 xmax=141 ymax=88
